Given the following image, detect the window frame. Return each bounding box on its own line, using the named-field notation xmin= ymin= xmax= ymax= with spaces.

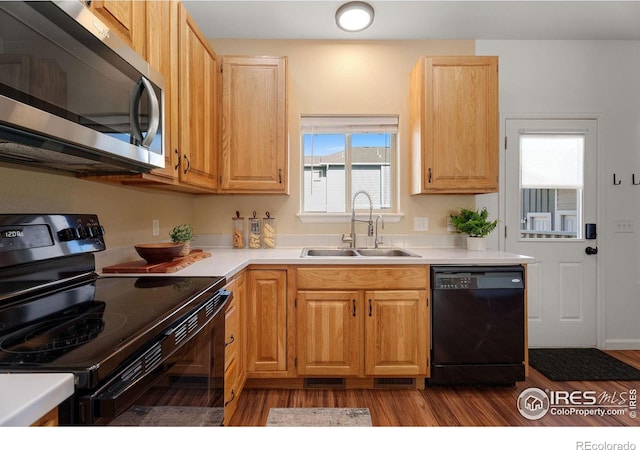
xmin=298 ymin=115 xmax=401 ymax=224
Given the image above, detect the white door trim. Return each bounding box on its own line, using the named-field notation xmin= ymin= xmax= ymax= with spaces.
xmin=498 ymin=112 xmax=606 ymax=349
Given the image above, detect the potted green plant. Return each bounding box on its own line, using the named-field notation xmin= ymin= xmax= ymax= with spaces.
xmin=449 ymin=208 xmax=498 ymax=251
xmin=169 ymin=224 xmax=194 ymax=256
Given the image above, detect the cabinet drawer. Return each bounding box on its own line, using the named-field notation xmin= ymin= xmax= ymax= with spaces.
xmin=297 ymin=266 xmax=428 ymax=290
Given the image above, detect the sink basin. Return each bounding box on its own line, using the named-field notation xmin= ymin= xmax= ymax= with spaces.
xmin=300 ymin=247 xmax=421 ymax=258
xmin=355 ymin=248 xmax=420 ymax=257
xmin=301 ymin=248 xmax=359 ymax=257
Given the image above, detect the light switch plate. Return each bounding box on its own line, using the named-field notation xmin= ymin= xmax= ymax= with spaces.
xmin=614 ymin=219 xmax=635 ymax=233
xmin=152 ymin=219 xmax=160 ymax=237
xmin=414 ymin=217 xmax=429 ymax=231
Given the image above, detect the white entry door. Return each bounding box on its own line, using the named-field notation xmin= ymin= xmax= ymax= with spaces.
xmin=504 ymin=118 xmax=598 ymax=347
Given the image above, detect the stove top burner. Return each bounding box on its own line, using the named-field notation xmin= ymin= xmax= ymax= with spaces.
xmin=0 ymin=306 xmax=129 ymax=364
xmin=0 ymin=275 xmax=225 ymax=385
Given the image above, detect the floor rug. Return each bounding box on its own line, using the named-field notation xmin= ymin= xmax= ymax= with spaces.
xmin=529 ymin=348 xmax=640 ymax=381
xmin=266 ymin=407 xmax=372 ymax=427
xmin=109 ymin=406 xmax=224 ymax=426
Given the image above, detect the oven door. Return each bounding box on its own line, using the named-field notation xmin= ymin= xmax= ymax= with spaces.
xmin=75 ymin=291 xmax=229 ymax=426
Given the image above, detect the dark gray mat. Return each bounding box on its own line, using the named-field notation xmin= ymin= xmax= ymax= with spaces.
xmin=529 ymin=347 xmax=640 ymax=381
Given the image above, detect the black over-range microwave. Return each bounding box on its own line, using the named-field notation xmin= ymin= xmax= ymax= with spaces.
xmin=0 ymin=1 xmax=164 ymax=175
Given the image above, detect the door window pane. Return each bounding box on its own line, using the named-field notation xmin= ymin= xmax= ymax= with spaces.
xmin=519 ymin=135 xmax=584 ymax=239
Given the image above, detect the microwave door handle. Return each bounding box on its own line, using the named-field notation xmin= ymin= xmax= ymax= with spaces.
xmin=139 ymin=76 xmax=160 ymax=148
xmin=129 ymin=78 xmax=144 ymax=146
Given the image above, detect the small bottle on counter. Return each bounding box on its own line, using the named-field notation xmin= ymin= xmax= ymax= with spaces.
xmin=263 ymin=211 xmax=276 ymax=249
xmin=248 ymin=211 xmax=262 ymax=249
xmin=232 ymin=211 xmax=245 ymax=249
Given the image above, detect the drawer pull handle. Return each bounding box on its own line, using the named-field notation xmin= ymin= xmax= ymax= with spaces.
xmin=369 ymin=298 xmax=372 ymax=317
xmin=352 ymin=299 xmax=356 ymax=317
xmin=224 ymin=389 xmax=236 ymax=407
xmin=225 ymin=335 xmax=235 ymax=347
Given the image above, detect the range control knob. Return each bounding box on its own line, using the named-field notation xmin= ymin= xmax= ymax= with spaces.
xmin=90 ymin=225 xmax=105 ymax=237
xmin=58 ymin=227 xmax=79 ymax=242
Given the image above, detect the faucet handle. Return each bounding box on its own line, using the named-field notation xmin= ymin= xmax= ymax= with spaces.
xmin=342 ymin=233 xmax=353 ymax=244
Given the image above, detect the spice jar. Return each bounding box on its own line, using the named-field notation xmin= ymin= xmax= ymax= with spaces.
xmin=248 ymin=211 xmax=262 ymax=249
xmin=262 ymin=211 xmax=276 ymax=249
xmin=232 ymin=211 xmax=245 ymax=249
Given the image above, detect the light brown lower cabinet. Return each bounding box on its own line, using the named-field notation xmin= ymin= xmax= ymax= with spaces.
xmin=296 ymin=291 xmax=361 ymax=376
xmin=295 ymin=266 xmax=430 ymax=378
xmin=245 ymin=269 xmax=288 ymax=374
xmin=223 ymin=272 xmax=245 ymax=425
xmin=30 ymin=407 xmax=58 ymax=426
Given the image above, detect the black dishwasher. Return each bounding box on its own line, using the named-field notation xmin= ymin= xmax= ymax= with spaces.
xmin=429 ymin=265 xmax=526 ymax=386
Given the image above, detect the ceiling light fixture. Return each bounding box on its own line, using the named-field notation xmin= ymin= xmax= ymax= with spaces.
xmin=335 ymin=1 xmax=374 ymax=32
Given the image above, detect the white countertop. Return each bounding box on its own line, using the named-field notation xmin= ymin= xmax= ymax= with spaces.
xmin=0 ymin=373 xmax=74 ymax=426
xmin=0 ymin=247 xmax=530 ymax=427
xmin=100 ymin=246 xmax=535 ymax=279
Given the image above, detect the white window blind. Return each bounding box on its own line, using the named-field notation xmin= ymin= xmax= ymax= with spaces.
xmin=301 ymin=116 xmax=399 ymax=134
xmin=520 ymin=134 xmax=584 ymax=189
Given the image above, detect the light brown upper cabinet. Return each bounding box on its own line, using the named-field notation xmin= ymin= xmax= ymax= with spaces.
xmin=87 ymin=0 xmax=146 ymax=55
xmin=142 ymin=1 xmax=179 ymax=183
xmin=84 ymin=1 xmax=218 ymax=193
xmin=177 ymin=3 xmax=218 ymax=191
xmin=409 ymin=56 xmax=499 ymax=194
xmin=220 ymin=56 xmax=288 ymax=194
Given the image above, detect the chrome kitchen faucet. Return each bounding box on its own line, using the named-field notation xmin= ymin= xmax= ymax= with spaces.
xmin=342 ymin=190 xmax=374 ymax=248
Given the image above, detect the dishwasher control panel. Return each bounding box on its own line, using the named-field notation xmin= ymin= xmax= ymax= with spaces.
xmin=432 ymin=266 xmax=524 ymax=290
xmin=434 ymin=275 xmax=478 ymax=289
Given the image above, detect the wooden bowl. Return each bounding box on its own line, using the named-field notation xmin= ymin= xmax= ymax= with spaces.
xmin=134 ymin=243 xmax=185 ymax=264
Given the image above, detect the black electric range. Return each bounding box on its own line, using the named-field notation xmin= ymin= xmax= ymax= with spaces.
xmin=0 ymin=214 xmax=229 ymax=425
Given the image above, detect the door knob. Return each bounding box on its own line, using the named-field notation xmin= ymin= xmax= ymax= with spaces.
xmin=585 ymin=247 xmax=598 ymax=255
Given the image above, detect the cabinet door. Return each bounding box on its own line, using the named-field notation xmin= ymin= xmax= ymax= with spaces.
xmin=246 ymin=270 xmax=287 ymax=372
xmin=144 ymin=1 xmax=178 ymax=181
xmin=220 ymin=56 xmax=288 ymax=193
xmin=297 ymin=291 xmax=361 ymax=376
xmin=223 ymin=273 xmax=244 ymax=425
xmin=410 ymin=56 xmax=498 ymax=194
xmin=88 ymin=0 xmax=145 ymax=55
xmin=364 ymin=290 xmax=428 ymax=376
xmin=178 ymin=4 xmax=218 ymax=191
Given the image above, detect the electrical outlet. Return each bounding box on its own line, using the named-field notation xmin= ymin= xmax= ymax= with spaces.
xmin=614 ymin=219 xmax=635 ymax=233
xmin=152 ymin=219 xmax=160 ymax=237
xmin=414 ymin=217 xmax=429 ymax=231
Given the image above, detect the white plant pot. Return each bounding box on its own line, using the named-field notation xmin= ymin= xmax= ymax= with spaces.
xmin=466 ymin=236 xmax=486 ymax=251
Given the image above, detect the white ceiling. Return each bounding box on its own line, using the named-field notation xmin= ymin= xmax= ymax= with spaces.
xmin=181 ymin=1 xmax=640 ymax=41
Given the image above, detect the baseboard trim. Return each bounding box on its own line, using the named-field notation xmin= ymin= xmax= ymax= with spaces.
xmin=604 ymin=339 xmax=640 ymax=350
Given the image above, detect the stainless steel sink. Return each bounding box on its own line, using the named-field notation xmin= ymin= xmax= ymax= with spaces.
xmin=301 ymin=248 xmax=359 ymax=257
xmin=355 ymin=248 xmax=420 ymax=257
xmin=300 ymin=247 xmax=421 ymax=258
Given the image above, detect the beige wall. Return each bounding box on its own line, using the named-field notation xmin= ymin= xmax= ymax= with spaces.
xmin=195 ymin=39 xmax=476 ymax=235
xmin=0 ymin=39 xmax=478 ymax=249
xmin=0 ymin=165 xmax=194 ymax=249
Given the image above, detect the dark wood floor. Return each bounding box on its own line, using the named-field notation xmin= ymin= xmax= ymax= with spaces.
xmin=229 ymin=350 xmax=640 ymax=427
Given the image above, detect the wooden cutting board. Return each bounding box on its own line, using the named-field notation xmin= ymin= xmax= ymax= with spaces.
xmin=102 ymin=249 xmax=212 ymax=274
